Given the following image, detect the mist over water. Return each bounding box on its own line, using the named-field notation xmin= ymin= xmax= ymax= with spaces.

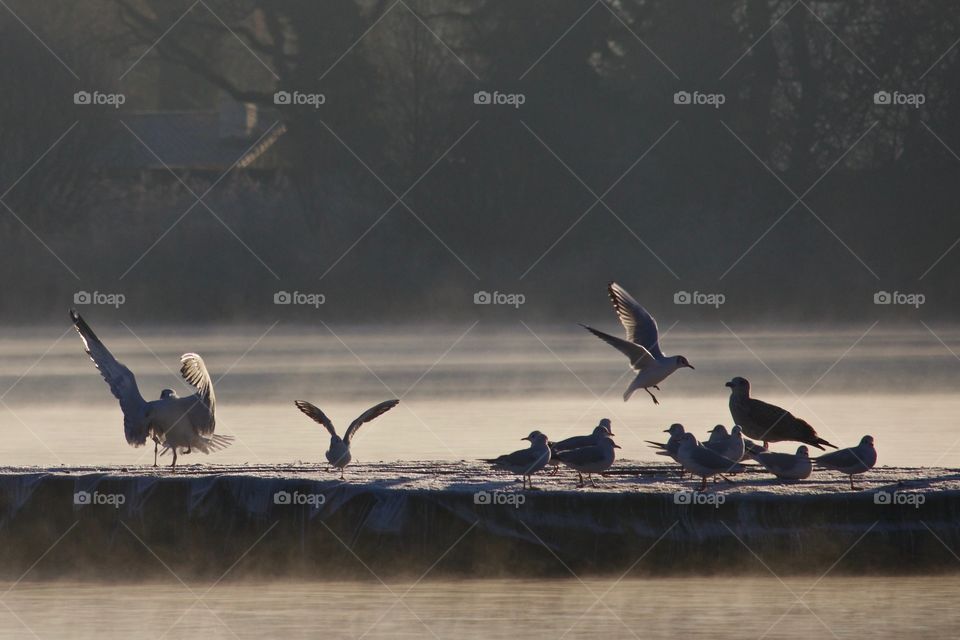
xmin=2 ymin=324 xmax=957 ymax=467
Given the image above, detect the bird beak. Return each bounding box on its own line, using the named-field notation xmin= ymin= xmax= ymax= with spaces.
xmin=724 ymin=381 xmax=732 ymax=387
xmin=687 ymin=363 xmax=695 ymax=369
xmin=662 ymin=428 xmax=671 ymax=433
xmin=521 ymin=436 xmax=530 ymax=441
xmin=613 ymin=443 xmax=621 ymax=449
xmin=609 ymin=431 xmax=616 ymax=436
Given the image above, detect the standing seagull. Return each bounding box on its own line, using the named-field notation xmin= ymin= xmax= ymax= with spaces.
xmin=484 ymin=431 xmax=552 ymax=489
xmin=753 ymin=446 xmax=812 ymax=481
xmin=676 ymin=433 xmax=745 ymax=491
xmin=580 ymin=282 xmax=693 ymax=404
xmin=71 ymin=310 xmax=232 ymax=469
xmin=726 ymin=377 xmax=836 ymax=450
xmin=547 ymin=418 xmax=614 ymax=473
xmin=815 ymin=435 xmax=877 ymax=489
xmin=554 ymin=434 xmax=620 ymax=487
xmin=293 ymin=399 xmax=400 ymax=479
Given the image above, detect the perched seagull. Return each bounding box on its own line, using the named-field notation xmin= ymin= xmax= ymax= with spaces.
xmin=547 ymin=418 xmax=614 ymax=473
xmin=815 ymin=435 xmax=877 ymax=490
xmin=706 ymin=424 xmax=729 ymax=443
xmin=726 ymin=377 xmax=836 ymax=450
xmin=485 ymin=431 xmax=552 ymax=489
xmin=293 ymin=399 xmax=400 ymax=479
xmin=704 ymin=425 xmax=746 ymax=464
xmin=676 ymin=433 xmax=745 ymax=491
xmin=580 ymin=282 xmax=693 ymax=404
xmin=646 ymin=423 xmax=686 ymax=461
xmin=70 ymin=310 xmax=232 ymax=469
xmin=553 ymin=435 xmax=620 ymax=487
xmin=753 ymin=446 xmax=812 ymax=481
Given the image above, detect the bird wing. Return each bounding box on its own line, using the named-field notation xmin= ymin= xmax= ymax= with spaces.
xmin=70 ymin=310 xmax=149 ymax=445
xmin=489 ymin=447 xmax=541 ymax=468
xmin=344 ymin=399 xmax=400 ymax=444
xmin=744 ymin=398 xmax=833 ymax=448
xmin=294 ymin=400 xmax=338 ymax=437
xmin=815 ymin=447 xmax=864 ymax=469
xmin=690 ymin=445 xmax=742 ymax=471
xmin=556 ymin=445 xmax=606 ymax=466
xmin=179 ymin=353 xmax=216 ymax=434
xmin=607 ymin=282 xmax=664 ymax=359
xmin=755 ymin=451 xmax=797 ymax=474
xmin=579 ymin=324 xmax=655 ymax=370
xmin=553 ymin=434 xmax=594 ymax=452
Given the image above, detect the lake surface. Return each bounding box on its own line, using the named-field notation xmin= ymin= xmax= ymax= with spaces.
xmin=0 ymin=323 xmax=958 ymax=467
xmin=0 ymin=577 xmax=956 ymax=639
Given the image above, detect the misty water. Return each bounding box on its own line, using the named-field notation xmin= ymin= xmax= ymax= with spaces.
xmin=0 ymin=324 xmax=957 ymax=467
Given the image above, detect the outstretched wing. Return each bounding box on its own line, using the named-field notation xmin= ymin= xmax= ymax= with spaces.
xmin=579 ymin=324 xmax=655 ymax=371
xmin=180 ymin=353 xmax=216 ymax=434
xmin=344 ymin=399 xmax=400 ymax=444
xmin=294 ymin=400 xmax=338 ymax=437
xmin=70 ymin=310 xmax=149 ymax=445
xmin=608 ymin=282 xmax=663 ymax=359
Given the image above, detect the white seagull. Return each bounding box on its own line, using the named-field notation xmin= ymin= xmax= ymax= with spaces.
xmin=294 ymin=399 xmax=400 ymax=479
xmin=815 ymin=435 xmax=877 ymax=489
xmin=484 ymin=431 xmax=552 ymax=489
xmin=646 ymin=423 xmax=686 ymax=462
xmin=547 ymin=418 xmax=613 ymax=473
xmin=553 ymin=434 xmax=621 ymax=487
xmin=676 ymin=433 xmax=745 ymax=491
xmin=753 ymin=446 xmax=812 ymax=481
xmin=703 ymin=425 xmax=746 ymax=464
xmin=581 ymin=282 xmax=693 ymax=403
xmin=71 ymin=310 xmax=232 ymax=469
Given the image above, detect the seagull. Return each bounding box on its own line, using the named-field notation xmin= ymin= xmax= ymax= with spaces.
xmin=705 ymin=424 xmax=729 ymax=443
xmin=703 ymin=425 xmax=746 ymax=464
xmin=484 ymin=431 xmax=552 ymax=489
xmin=547 ymin=418 xmax=614 ymax=473
xmin=580 ymin=282 xmax=693 ymax=404
xmin=753 ymin=446 xmax=812 ymax=481
xmin=293 ymin=399 xmax=400 ymax=479
xmin=676 ymin=433 xmax=745 ymax=491
xmin=70 ymin=310 xmax=232 ymax=469
xmin=646 ymin=423 xmax=686 ymax=475
xmin=553 ymin=434 xmax=620 ymax=487
xmin=726 ymin=377 xmax=836 ymax=450
xmin=815 ymin=435 xmax=877 ymax=489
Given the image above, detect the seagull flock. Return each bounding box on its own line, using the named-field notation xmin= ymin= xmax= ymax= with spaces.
xmin=69 ymin=281 xmax=877 ymax=490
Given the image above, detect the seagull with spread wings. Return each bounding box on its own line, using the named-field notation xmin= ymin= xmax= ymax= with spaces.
xmin=294 ymin=399 xmax=400 ymax=478
xmin=580 ymin=282 xmax=693 ymax=404
xmin=70 ymin=310 xmax=232 ymax=469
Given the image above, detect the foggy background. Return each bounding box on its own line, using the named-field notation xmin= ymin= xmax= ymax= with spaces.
xmin=0 ymin=0 xmax=957 ymax=326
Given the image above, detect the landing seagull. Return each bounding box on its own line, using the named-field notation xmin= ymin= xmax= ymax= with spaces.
xmin=547 ymin=418 xmax=613 ymax=474
xmin=294 ymin=399 xmax=400 ymax=479
xmin=815 ymin=435 xmax=877 ymax=489
xmin=553 ymin=434 xmax=620 ymax=488
xmin=581 ymin=282 xmax=693 ymax=404
xmin=484 ymin=431 xmax=552 ymax=489
xmin=726 ymin=377 xmax=836 ymax=450
xmin=70 ymin=310 xmax=232 ymax=469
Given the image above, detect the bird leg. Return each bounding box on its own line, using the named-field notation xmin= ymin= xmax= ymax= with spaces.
xmin=645 ymin=388 xmax=660 ymax=405
xmin=575 ymin=472 xmax=584 ymax=488
xmin=699 ymin=476 xmax=707 ymax=491
xmin=340 ymin=468 xmax=345 ymax=480
xmin=153 ymin=439 xmax=158 ymax=467
xmin=653 ymin=385 xmax=661 ymax=390
xmin=170 ymin=449 xmax=177 ymax=470
xmin=589 ymin=474 xmax=599 ymax=488
xmin=549 ymin=465 xmax=560 ymax=476
xmin=719 ymin=474 xmax=735 ymax=484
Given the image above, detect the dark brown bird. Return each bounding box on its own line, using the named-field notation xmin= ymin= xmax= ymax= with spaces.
xmin=726 ymin=377 xmax=837 ymax=450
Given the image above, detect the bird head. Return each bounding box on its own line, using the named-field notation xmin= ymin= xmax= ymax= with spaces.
xmin=725 ymin=377 xmax=750 ymax=394
xmin=598 ymin=418 xmax=613 ymax=434
xmin=160 ymin=388 xmax=178 ymax=400
xmin=796 ymin=446 xmax=810 ymax=457
xmin=664 ymin=423 xmax=685 ymax=436
xmin=860 ymin=435 xmax=875 ymax=447
xmin=675 ymin=355 xmax=694 ymax=369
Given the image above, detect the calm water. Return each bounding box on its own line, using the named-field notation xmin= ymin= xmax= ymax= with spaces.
xmin=0 ymin=577 xmax=956 ymax=639
xmin=0 ymin=324 xmax=958 ymax=467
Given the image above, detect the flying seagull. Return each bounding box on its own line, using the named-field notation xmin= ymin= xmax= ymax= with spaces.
xmin=294 ymin=399 xmax=400 ymax=479
xmin=484 ymin=431 xmax=552 ymax=489
xmin=753 ymin=446 xmax=812 ymax=481
xmin=547 ymin=418 xmax=613 ymax=473
xmin=553 ymin=434 xmax=620 ymax=487
xmin=726 ymin=377 xmax=836 ymax=450
xmin=815 ymin=435 xmax=877 ymax=489
xmin=676 ymin=433 xmax=745 ymax=491
xmin=580 ymin=282 xmax=693 ymax=404
xmin=70 ymin=310 xmax=232 ymax=469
